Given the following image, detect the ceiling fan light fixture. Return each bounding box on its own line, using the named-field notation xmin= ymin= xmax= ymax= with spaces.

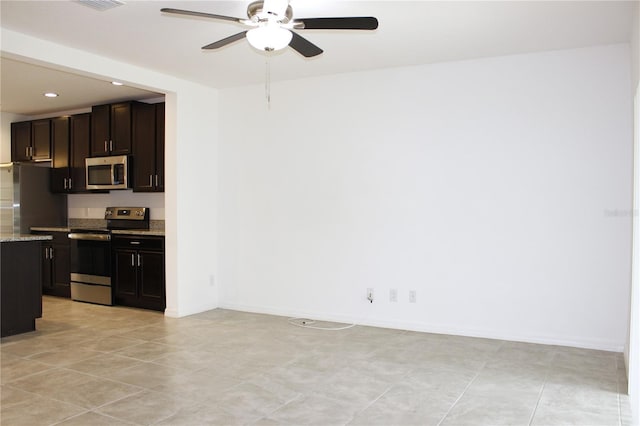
xmin=246 ymin=24 xmax=292 ymax=52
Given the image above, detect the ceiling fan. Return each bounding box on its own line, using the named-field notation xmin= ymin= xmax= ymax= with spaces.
xmin=160 ymin=0 xmax=378 ymax=58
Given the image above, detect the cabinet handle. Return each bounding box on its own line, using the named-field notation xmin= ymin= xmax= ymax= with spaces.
xmin=104 ymin=140 xmax=108 ymax=153
xmin=131 ymin=253 xmax=135 ymax=267
xmin=63 ymin=178 xmax=67 ymax=190
xmin=155 ymin=174 xmax=159 ymax=187
xmin=149 ymin=175 xmax=153 ymax=188
xmin=44 ymin=247 xmax=49 ymax=260
xmin=137 ymin=254 xmax=142 ymax=267
xmin=68 ymin=178 xmax=72 ymax=190
xmin=49 ymin=247 xmax=54 ymax=259
xmin=130 ymin=241 xmax=141 ymax=245
xmin=109 ymin=140 xmax=113 ymax=152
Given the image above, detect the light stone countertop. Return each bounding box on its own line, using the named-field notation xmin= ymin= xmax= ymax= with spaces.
xmin=31 ymin=226 xmax=165 ymax=237
xmin=31 ymin=226 xmax=72 ymax=233
xmin=1 ymin=233 xmax=53 ymax=243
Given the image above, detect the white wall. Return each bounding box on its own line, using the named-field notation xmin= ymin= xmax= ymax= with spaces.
xmin=627 ymin=2 xmax=640 ymax=423
xmin=0 ymin=28 xmax=219 ymax=317
xmin=219 ymin=44 xmax=633 ymax=351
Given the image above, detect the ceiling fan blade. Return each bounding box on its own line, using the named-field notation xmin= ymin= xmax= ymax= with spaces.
xmin=295 ymin=17 xmax=378 ymax=30
xmin=289 ymin=32 xmax=323 ymax=58
xmin=202 ymin=31 xmax=248 ymax=50
xmin=161 ymin=8 xmax=243 ymax=23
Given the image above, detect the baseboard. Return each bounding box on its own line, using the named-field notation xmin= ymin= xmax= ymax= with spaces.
xmin=218 ymin=301 xmax=624 ymax=352
xmin=164 ymin=301 xmax=218 ymax=318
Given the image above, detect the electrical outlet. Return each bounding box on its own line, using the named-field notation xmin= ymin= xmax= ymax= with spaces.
xmin=367 ymin=288 xmax=374 ymax=303
xmin=390 ymin=288 xmax=397 ymax=302
xmin=409 ymin=290 xmax=417 ymax=303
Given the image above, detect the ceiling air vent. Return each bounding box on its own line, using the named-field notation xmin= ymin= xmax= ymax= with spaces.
xmin=75 ymin=0 xmax=125 ymax=11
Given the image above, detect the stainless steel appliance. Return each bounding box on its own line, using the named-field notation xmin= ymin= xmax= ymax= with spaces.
xmin=0 ymin=162 xmax=67 ymax=234
xmin=69 ymin=207 xmax=149 ymax=305
xmin=85 ymin=155 xmax=129 ymax=190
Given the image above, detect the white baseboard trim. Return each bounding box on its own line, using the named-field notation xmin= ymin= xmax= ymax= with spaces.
xmin=218 ymin=301 xmax=624 ymax=352
xmin=164 ymin=301 xmax=219 ymax=318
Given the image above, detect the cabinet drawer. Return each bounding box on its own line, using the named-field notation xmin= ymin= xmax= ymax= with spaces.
xmin=112 ymin=235 xmax=164 ymax=251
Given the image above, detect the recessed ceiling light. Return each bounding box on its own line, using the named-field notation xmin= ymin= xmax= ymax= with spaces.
xmin=43 ymin=92 xmax=59 ymax=98
xmin=111 ymin=81 xmax=124 ymax=86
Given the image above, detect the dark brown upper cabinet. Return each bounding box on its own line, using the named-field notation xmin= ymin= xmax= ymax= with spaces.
xmin=50 ymin=116 xmax=70 ymax=193
xmin=91 ymin=102 xmax=136 ymax=157
xmin=11 ymin=119 xmax=51 ymax=162
xmin=132 ymin=102 xmax=165 ymax=192
xmin=51 ymin=113 xmax=92 ymax=193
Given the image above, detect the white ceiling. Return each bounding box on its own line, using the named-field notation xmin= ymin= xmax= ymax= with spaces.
xmin=0 ymin=1 xmax=635 ymax=116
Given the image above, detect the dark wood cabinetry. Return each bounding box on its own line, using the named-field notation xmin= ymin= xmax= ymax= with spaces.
xmin=11 ymin=119 xmax=51 ymax=162
xmin=51 ymin=117 xmax=70 ymax=192
xmin=133 ymin=102 xmax=164 ymax=192
xmin=70 ymin=113 xmax=91 ymax=192
xmin=35 ymin=231 xmax=71 ymax=298
xmin=11 ymin=121 xmax=31 ymax=162
xmin=113 ymin=235 xmax=165 ymax=311
xmin=155 ymin=103 xmax=165 ymax=192
xmin=1 ymin=241 xmax=43 ymax=337
xmin=11 ymin=100 xmax=164 ymax=193
xmin=91 ymin=102 xmax=134 ymax=156
xmin=51 ymin=113 xmax=92 ymax=193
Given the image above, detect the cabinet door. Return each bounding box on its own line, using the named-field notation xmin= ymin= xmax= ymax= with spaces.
xmin=70 ymin=114 xmax=91 ymax=192
xmin=114 ymin=249 xmax=138 ymax=299
xmin=132 ymin=103 xmax=156 ymax=191
xmin=11 ymin=121 xmax=31 ymax=162
xmin=91 ymin=104 xmax=110 ymax=156
xmin=52 ymin=243 xmax=70 ymax=297
xmin=31 ymin=119 xmax=51 ymax=161
xmin=155 ymin=103 xmax=165 ymax=192
xmin=138 ymin=250 xmax=165 ymax=310
xmin=41 ymin=243 xmax=54 ymax=291
xmin=51 ymin=117 xmax=70 ymax=193
xmin=110 ymin=103 xmax=132 ymax=155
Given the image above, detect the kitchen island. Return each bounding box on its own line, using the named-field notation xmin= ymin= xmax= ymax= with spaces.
xmin=1 ymin=234 xmax=52 ymax=337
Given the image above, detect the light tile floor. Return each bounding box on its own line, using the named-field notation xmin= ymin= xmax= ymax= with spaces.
xmin=0 ymin=296 xmax=632 ymax=426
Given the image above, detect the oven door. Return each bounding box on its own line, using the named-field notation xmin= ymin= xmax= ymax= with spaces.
xmin=68 ymin=233 xmax=113 ymax=305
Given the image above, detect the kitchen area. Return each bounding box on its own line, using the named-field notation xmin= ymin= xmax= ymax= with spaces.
xmin=1 ymin=80 xmax=167 ymax=338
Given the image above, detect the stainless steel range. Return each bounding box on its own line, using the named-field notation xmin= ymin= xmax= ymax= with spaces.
xmin=69 ymin=207 xmax=149 ymax=305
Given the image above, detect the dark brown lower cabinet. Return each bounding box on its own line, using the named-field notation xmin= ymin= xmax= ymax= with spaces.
xmin=1 ymin=240 xmax=42 ymax=337
xmin=113 ymin=235 xmax=165 ymax=311
xmin=37 ymin=232 xmax=71 ymax=298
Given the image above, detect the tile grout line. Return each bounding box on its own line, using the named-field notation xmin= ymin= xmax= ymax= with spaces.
xmin=527 ymin=346 xmax=558 ymax=426
xmin=616 ymin=354 xmax=623 ymax=426
xmin=435 ymin=360 xmax=487 ymax=426
xmin=527 ymin=378 xmax=547 ymax=426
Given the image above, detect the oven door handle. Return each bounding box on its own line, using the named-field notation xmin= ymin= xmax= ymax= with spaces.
xmin=68 ymin=233 xmax=112 ymax=241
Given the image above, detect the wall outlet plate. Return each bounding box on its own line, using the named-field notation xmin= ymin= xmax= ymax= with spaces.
xmin=367 ymin=288 xmax=374 ymax=303
xmin=409 ymin=290 xmax=417 ymax=303
xmin=390 ymin=288 xmax=397 ymax=302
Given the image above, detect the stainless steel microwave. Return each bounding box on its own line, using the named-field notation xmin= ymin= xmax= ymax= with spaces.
xmin=85 ymin=155 xmax=130 ymax=190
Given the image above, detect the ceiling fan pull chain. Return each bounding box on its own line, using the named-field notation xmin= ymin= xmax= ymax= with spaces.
xmin=265 ymin=54 xmax=271 ymax=109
